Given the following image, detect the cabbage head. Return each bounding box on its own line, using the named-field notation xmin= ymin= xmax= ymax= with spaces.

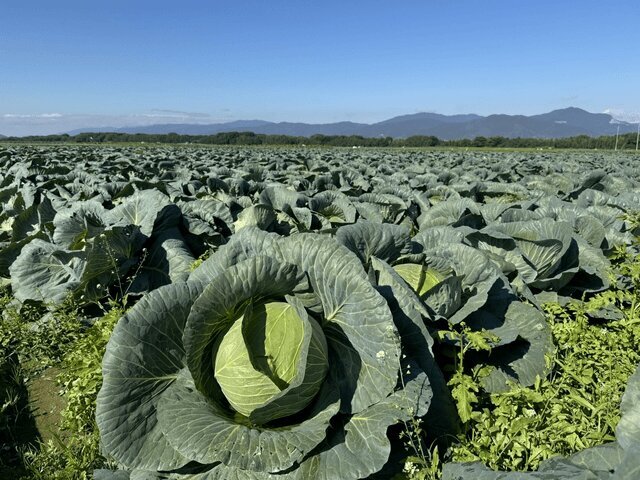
xmin=96 ymin=228 xmax=433 ymax=479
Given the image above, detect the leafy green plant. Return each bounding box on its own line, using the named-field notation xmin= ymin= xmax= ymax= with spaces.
xmin=58 ymin=304 xmax=123 ymax=435
xmin=438 ymin=323 xmax=496 ymax=425
xmin=0 ymin=290 xmax=84 ymax=373
xmin=18 ymin=304 xmax=123 ymax=479
xmin=0 ymin=354 xmax=28 ymax=475
xmin=2 ymin=144 xmax=640 ymax=479
xmin=0 ymin=282 xmax=123 ymax=479
xmin=95 ymin=229 xmax=433 ymax=479
xmin=20 ymin=433 xmax=101 ymax=480
xmin=0 ymin=288 xmax=87 ymax=477
xmin=402 ymin=447 xmax=441 ymax=480
xmin=447 ymin=256 xmax=640 ymax=472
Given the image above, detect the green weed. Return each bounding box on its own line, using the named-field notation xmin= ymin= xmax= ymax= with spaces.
xmin=405 ymin=233 xmax=640 ymax=477
xmin=18 ymin=304 xmax=123 ymax=479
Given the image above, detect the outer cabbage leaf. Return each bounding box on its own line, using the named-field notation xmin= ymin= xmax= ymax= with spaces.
xmin=9 ymin=239 xmax=84 ymax=303
xmin=417 ymin=198 xmax=483 ymax=230
xmin=96 ymin=282 xmax=202 ymax=471
xmin=411 ymin=226 xmax=466 ymax=251
xmin=371 ymin=256 xmax=460 ymax=440
xmin=106 ymin=189 xmax=173 ymax=237
xmin=0 ymin=232 xmax=48 ymax=278
xmin=308 ymin=191 xmax=357 ymax=225
xmin=233 ymin=205 xmax=277 ymax=232
xmin=418 ymin=243 xmax=505 ymax=325
xmin=129 ymin=227 xmax=195 ymax=292
xmin=616 ymin=363 xmax=640 ymax=451
xmin=336 ymin=221 xmax=412 ymax=266
xmin=11 ymin=224 xmax=143 ymax=304
xmin=285 ymin=364 xmax=431 ymax=480
xmin=80 ymin=225 xmax=145 ymax=300
xmin=157 ymin=368 xmax=340 ymax=472
xmin=468 ymin=299 xmax=553 ymax=392
xmin=94 ymin=470 xmax=132 ymax=480
xmin=190 ymin=227 xmax=282 ymax=285
xmin=52 ymin=200 xmax=108 ymax=249
xmin=179 ymin=198 xmax=233 ymax=242
xmin=280 ymin=234 xmax=401 ymax=413
xmin=259 ymin=186 xmax=307 ymax=211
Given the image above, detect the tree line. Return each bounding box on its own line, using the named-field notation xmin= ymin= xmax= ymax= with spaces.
xmin=1 ymin=131 xmax=639 ymax=150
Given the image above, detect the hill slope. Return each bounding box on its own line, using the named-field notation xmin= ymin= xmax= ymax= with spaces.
xmin=66 ymin=108 xmax=638 ymax=139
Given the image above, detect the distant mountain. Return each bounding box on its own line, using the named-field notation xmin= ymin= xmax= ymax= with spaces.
xmin=360 ymin=112 xmax=484 ymax=137
xmin=67 ymin=120 xmax=273 ymax=136
xmin=66 ymin=108 xmax=638 ymax=139
xmin=0 ymin=134 xmax=6 ymax=139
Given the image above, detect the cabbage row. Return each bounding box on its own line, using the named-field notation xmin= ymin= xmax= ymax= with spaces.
xmin=1 ymin=145 xmax=639 ymax=479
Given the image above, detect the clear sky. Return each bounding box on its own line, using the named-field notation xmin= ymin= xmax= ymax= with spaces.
xmin=1 ymin=0 xmax=639 ymax=135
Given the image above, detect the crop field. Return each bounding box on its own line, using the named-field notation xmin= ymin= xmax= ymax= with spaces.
xmin=0 ymin=144 xmax=639 ymax=479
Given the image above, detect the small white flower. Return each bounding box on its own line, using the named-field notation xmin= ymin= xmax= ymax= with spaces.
xmin=403 ymin=461 xmax=418 ymax=475
xmin=376 ymin=350 xmax=386 ymax=359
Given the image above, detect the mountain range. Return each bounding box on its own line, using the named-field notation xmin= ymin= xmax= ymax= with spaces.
xmin=67 ymin=108 xmax=638 ymax=139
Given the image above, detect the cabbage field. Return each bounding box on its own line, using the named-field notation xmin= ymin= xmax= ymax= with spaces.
xmin=0 ymin=144 xmax=639 ymax=479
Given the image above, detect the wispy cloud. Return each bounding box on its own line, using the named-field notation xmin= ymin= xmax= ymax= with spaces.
xmin=0 ymin=110 xmax=230 ymax=136
xmin=603 ymin=108 xmax=640 ymax=123
xmin=149 ymin=109 xmax=211 ymax=118
xmin=3 ymin=113 xmax=63 ymax=118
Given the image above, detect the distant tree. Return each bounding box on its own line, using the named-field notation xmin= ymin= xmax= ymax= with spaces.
xmin=486 ymin=136 xmax=505 ymax=147
xmin=403 ymin=135 xmax=440 ymax=147
xmin=472 ymin=136 xmax=488 ymax=147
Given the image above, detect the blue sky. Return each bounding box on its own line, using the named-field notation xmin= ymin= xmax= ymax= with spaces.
xmin=1 ymin=0 xmax=639 ymax=135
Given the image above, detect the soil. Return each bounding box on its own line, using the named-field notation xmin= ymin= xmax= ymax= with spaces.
xmin=27 ymin=366 xmax=67 ymax=444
